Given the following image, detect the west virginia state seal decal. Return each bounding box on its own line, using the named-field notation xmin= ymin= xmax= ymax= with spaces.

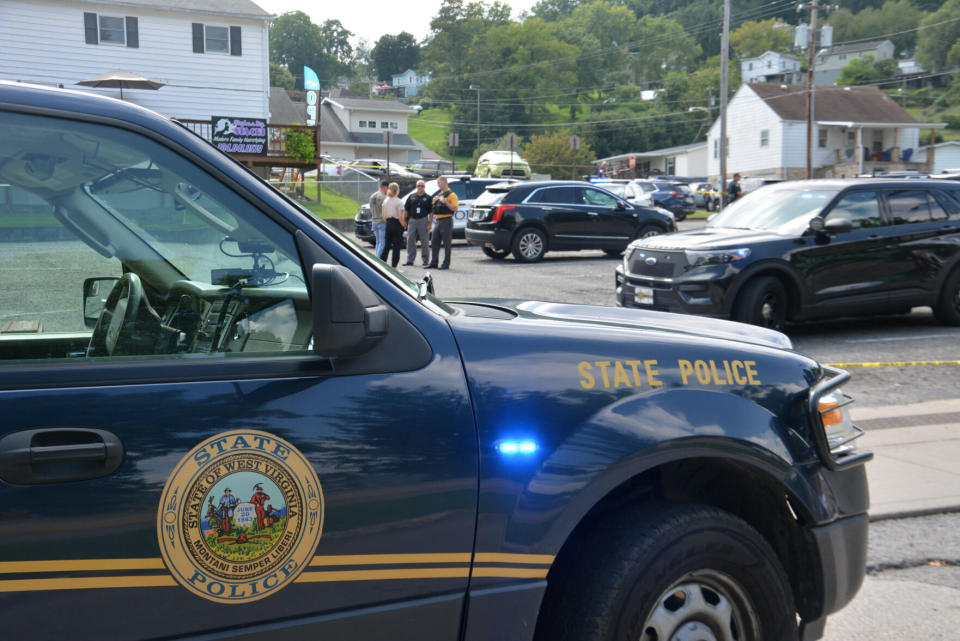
xmin=157 ymin=430 xmax=324 ymax=603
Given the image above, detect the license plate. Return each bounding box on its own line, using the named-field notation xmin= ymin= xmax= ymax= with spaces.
xmin=634 ymin=286 xmax=654 ymax=305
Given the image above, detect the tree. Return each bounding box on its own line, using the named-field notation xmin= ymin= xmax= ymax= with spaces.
xmin=731 ymin=19 xmax=794 ymax=59
xmin=269 ymin=63 xmax=295 ymax=90
xmin=371 ymin=33 xmax=421 ymax=81
xmin=269 ymin=12 xmax=353 ymax=88
xmin=629 ymin=15 xmax=702 ymax=85
xmin=532 ymin=0 xmax=583 ymax=21
xmin=836 ymin=55 xmax=898 ymax=85
xmin=558 ymin=2 xmax=637 ymax=115
xmin=828 ymin=1 xmax=925 ymax=56
xmin=916 ymin=0 xmax=960 ymax=71
xmin=522 ymin=129 xmax=596 ymax=177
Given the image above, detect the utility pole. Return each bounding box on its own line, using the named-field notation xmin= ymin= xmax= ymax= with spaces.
xmin=719 ymin=0 xmax=730 ymax=205
xmin=470 ymin=84 xmax=480 ymax=152
xmin=801 ymin=3 xmax=837 ymax=179
xmin=805 ymin=3 xmax=818 ymax=180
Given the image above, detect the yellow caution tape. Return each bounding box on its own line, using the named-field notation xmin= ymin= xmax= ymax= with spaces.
xmin=824 ymin=360 xmax=960 ymax=368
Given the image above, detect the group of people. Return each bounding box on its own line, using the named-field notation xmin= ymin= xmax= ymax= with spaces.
xmin=368 ymin=177 xmax=459 ymax=270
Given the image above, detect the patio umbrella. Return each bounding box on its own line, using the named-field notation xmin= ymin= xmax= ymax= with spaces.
xmin=76 ymin=69 xmax=165 ymax=100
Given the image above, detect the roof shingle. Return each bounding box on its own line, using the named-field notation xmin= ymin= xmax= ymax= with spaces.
xmin=748 ymin=82 xmax=918 ymax=124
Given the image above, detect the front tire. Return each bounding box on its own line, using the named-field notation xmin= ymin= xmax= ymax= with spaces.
xmin=535 ymin=503 xmax=797 ymax=641
xmin=934 ymin=268 xmax=960 ymax=325
xmin=733 ymin=276 xmax=787 ymax=330
xmin=635 ymin=224 xmax=665 ymax=240
xmin=512 ymin=227 xmax=547 ymax=263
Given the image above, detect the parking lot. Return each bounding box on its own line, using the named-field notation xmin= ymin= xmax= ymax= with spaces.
xmin=363 ymin=218 xmax=960 ymax=409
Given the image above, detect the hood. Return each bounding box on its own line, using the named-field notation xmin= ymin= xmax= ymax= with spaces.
xmin=636 ymin=226 xmax=787 ymax=250
xmin=452 ymin=299 xmax=792 ymax=351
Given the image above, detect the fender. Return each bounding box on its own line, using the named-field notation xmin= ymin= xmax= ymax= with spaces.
xmin=448 ymin=313 xmax=826 ymax=561
xmin=722 ymin=258 xmax=808 ymax=316
xmin=507 ymin=387 xmax=829 ymax=555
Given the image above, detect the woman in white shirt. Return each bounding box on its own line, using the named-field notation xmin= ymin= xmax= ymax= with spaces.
xmin=380 ymin=182 xmax=404 ymax=268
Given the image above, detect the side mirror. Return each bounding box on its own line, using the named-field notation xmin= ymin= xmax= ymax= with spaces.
xmin=310 ymin=264 xmax=388 ymax=358
xmin=810 ymin=217 xmax=852 ymax=234
xmin=83 ymin=277 xmax=119 ymax=328
xmin=616 ymin=201 xmax=626 ymax=210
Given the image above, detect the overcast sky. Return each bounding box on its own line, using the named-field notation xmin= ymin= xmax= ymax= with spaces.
xmin=256 ymin=0 xmax=541 ymax=47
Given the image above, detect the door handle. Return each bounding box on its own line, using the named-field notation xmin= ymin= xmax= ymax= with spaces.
xmin=587 ymin=212 xmax=599 ymax=216
xmin=0 ymin=428 xmax=123 ymax=484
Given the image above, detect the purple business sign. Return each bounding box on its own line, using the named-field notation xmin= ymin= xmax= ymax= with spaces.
xmin=210 ymin=116 xmax=267 ymax=154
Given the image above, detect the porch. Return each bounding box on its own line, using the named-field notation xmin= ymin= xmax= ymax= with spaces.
xmin=816 ymin=119 xmax=946 ymax=177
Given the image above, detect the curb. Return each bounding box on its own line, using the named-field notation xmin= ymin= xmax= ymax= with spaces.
xmin=869 ymin=504 xmax=960 ymax=523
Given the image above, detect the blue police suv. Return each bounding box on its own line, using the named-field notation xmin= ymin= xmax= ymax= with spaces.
xmin=0 ymin=82 xmax=869 ymax=641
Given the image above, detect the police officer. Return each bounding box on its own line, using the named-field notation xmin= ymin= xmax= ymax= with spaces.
xmin=428 ymin=176 xmax=458 ymax=270
xmin=727 ymin=173 xmax=743 ymax=205
xmin=403 ymin=180 xmax=432 ymax=267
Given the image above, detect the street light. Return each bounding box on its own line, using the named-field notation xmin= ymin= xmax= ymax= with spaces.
xmin=469 ymin=84 xmax=480 ymax=151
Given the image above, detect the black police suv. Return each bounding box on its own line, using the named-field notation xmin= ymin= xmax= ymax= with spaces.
xmin=466 ymin=181 xmax=676 ymax=262
xmin=1 ymin=82 xmax=869 ymax=641
xmin=616 ymin=179 xmax=960 ymax=329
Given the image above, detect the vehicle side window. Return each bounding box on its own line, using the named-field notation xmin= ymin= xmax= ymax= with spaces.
xmin=886 ymin=190 xmax=932 ymax=224
xmin=581 ymin=188 xmax=618 ymax=208
xmin=536 ymin=187 xmax=580 ymax=204
xmin=825 ymin=191 xmax=883 ymax=229
xmin=0 ymin=111 xmax=310 ymax=364
xmin=640 ymin=183 xmax=656 ymax=192
xmin=448 ymin=182 xmax=467 ymax=199
xmin=467 ymin=182 xmax=489 ymax=199
xmin=931 ymin=190 xmax=958 ymax=219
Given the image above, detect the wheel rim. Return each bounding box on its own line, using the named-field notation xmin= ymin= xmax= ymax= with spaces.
xmin=641 ymin=571 xmax=759 ymax=641
xmin=518 ymin=232 xmax=543 ymax=259
xmin=642 ymin=228 xmax=661 ymax=239
xmin=759 ymin=291 xmax=781 ymax=328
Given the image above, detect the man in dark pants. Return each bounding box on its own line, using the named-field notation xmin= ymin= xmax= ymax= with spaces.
xmin=727 ymin=173 xmax=743 ymax=206
xmin=403 ymin=180 xmax=432 ymax=267
xmin=428 ymin=176 xmax=458 ymax=270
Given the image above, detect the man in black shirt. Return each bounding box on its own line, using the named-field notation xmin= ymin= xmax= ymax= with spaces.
xmin=727 ymin=173 xmax=743 ymax=205
xmin=403 ymin=180 xmax=432 ymax=267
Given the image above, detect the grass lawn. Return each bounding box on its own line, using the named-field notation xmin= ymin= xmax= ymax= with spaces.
xmin=299 ymin=183 xmax=360 ymax=219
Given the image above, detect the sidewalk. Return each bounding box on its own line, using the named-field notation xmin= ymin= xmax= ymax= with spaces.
xmin=851 ymin=399 xmax=960 ymax=520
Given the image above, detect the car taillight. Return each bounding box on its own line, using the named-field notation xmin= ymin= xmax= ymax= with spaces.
xmin=491 ymin=204 xmax=516 ymax=222
xmin=670 ymin=192 xmax=683 ymax=198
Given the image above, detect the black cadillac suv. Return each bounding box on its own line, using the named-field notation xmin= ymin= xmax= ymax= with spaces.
xmin=615 ymin=179 xmax=960 ymax=329
xmin=466 ymin=181 xmax=676 ymax=262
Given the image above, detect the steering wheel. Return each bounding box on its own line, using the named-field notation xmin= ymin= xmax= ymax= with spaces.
xmin=87 ymin=273 xmax=146 ymax=357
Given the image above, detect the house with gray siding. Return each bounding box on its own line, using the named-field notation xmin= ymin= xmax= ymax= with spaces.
xmin=814 ymin=39 xmax=894 ymax=86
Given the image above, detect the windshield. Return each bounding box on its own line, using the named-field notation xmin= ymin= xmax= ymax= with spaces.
xmin=708 ymin=187 xmax=840 ymax=234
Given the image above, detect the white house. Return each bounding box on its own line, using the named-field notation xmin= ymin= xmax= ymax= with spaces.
xmin=597 ymin=143 xmax=707 ymax=179
xmin=0 ymin=0 xmax=272 ymax=120
xmin=320 ymin=90 xmax=420 ymax=161
xmin=914 ymin=141 xmax=960 ymax=175
xmin=390 ymin=69 xmax=430 ymax=99
xmin=741 ymin=51 xmax=803 ymax=85
xmin=706 ymin=83 xmax=944 ymax=183
xmin=814 ymin=39 xmax=894 ymax=86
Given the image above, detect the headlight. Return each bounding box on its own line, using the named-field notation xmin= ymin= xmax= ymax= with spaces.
xmin=818 ymin=389 xmax=863 ymax=457
xmin=623 ymin=247 xmax=636 ymax=272
xmin=808 ymin=366 xmax=872 ymax=471
xmin=684 ymin=248 xmax=751 ymax=267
